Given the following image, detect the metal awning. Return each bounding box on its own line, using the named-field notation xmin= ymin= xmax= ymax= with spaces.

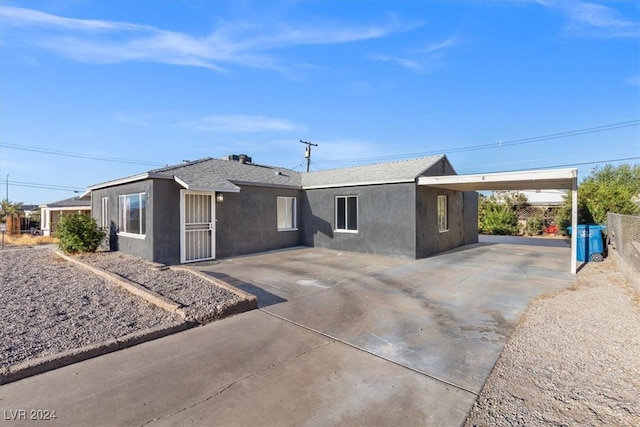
xmin=418 ymin=168 xmax=579 ymax=274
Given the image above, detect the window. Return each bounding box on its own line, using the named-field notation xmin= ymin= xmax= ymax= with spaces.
xmin=118 ymin=193 xmax=146 ymax=236
xmin=336 ymin=195 xmax=358 ymax=232
xmin=437 ymin=195 xmax=448 ymax=232
xmin=101 ymin=197 xmax=109 ymax=229
xmin=277 ymin=196 xmax=297 ymax=230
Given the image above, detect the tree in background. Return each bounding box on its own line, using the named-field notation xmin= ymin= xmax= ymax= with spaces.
xmin=0 ymin=199 xmax=22 ymax=221
xmin=558 ymin=163 xmax=640 ymax=231
xmin=478 ymin=191 xmax=527 ymax=235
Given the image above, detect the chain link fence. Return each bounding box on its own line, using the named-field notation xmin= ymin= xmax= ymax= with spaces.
xmin=607 ymin=213 xmax=640 ymax=290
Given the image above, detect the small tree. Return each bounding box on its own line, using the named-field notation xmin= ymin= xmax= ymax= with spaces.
xmin=479 ymin=191 xmax=526 ymax=235
xmin=56 ymin=213 xmax=106 ymax=254
xmin=1 ymin=199 xmax=22 ymax=221
xmin=480 ymin=203 xmax=519 ymax=235
xmin=558 ymin=163 xmax=640 ymax=231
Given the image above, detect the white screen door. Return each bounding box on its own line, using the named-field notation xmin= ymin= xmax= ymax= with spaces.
xmin=181 ymin=192 xmax=215 ymax=263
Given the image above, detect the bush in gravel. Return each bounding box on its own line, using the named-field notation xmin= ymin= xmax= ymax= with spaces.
xmin=56 ymin=213 xmax=106 ymax=254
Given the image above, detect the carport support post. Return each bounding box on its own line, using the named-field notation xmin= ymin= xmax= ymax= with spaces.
xmin=570 ymin=172 xmax=578 ymax=274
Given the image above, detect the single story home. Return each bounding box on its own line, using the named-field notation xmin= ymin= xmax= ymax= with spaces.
xmin=40 ymin=195 xmax=92 ymax=236
xmin=86 ymin=154 xmax=478 ymax=264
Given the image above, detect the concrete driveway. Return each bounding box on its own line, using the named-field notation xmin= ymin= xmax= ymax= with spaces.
xmin=0 ymin=242 xmax=575 ymax=426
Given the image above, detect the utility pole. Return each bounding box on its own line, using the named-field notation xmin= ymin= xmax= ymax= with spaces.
xmin=5 ymin=175 xmax=8 ymax=201
xmin=300 ymin=140 xmax=318 ymax=172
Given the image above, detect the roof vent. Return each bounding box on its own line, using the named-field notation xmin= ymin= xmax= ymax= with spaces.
xmin=228 ymin=154 xmax=252 ymax=164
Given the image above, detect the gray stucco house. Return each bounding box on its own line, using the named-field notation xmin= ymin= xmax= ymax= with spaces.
xmin=87 ymin=154 xmax=478 ymax=264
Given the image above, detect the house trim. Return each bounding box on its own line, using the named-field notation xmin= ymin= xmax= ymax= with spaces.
xmin=302 ymin=177 xmax=414 ymax=190
xmin=174 ymin=176 xmax=241 ymax=193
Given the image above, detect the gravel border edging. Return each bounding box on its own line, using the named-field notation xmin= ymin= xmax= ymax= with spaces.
xmin=54 ymin=250 xmax=188 ymax=319
xmin=171 ymin=266 xmax=258 ymax=316
xmin=1 ymin=251 xmax=258 ymax=385
xmin=0 ymin=321 xmax=192 ymax=385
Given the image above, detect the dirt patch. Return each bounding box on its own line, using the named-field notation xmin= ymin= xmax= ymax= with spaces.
xmin=465 ymin=258 xmax=640 ymax=426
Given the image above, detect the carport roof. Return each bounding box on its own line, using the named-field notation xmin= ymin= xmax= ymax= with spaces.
xmin=417 ymin=168 xmax=577 ymax=191
xmin=419 ymin=167 xmax=579 ymax=275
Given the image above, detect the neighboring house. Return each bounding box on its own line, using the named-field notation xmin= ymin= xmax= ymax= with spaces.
xmin=516 ymin=189 xmax=566 ymax=232
xmin=39 ymin=195 xmax=92 ymax=236
xmin=87 ymin=154 xmax=478 ymax=264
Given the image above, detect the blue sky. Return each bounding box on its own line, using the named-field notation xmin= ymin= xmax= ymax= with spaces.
xmin=1 ymin=0 xmax=638 ymax=205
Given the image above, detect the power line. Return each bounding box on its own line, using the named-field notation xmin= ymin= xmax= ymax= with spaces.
xmin=469 ymin=156 xmax=640 ymax=174
xmin=1 ymin=120 xmax=636 ymax=169
xmin=314 ymin=119 xmax=640 ymax=165
xmin=0 ymin=143 xmax=165 ymax=166
xmin=0 ymin=179 xmax=84 ymax=192
xmin=1 ymin=157 xmax=636 ymax=197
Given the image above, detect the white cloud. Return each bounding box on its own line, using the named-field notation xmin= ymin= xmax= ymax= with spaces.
xmin=0 ymin=5 xmax=152 ymax=32
xmin=424 ymin=36 xmax=463 ymax=53
xmin=367 ymin=53 xmax=423 ymax=70
xmin=538 ymin=1 xmax=640 ymax=38
xmin=0 ymin=5 xmax=414 ymax=72
xmin=179 ymin=114 xmax=303 ymax=133
xmin=626 ymin=75 xmax=640 ymax=86
xmin=368 ymin=35 xmax=463 ymax=71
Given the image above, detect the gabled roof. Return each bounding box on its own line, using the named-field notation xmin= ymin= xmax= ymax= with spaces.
xmin=39 ymin=195 xmax=91 ymax=209
xmin=88 ymin=157 xmax=301 ymax=193
xmin=150 ymin=157 xmax=301 ymax=190
xmin=301 ymin=155 xmax=447 ymax=189
xmin=87 ymin=154 xmax=452 ymax=193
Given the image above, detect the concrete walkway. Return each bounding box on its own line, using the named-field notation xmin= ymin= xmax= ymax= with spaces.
xmin=0 ymin=243 xmax=575 ymax=426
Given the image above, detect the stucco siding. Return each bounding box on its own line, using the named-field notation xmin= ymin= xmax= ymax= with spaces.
xmin=416 ymin=186 xmax=470 ymax=258
xmin=463 ymin=191 xmax=479 ymax=245
xmin=419 ymin=157 xmax=457 ymax=177
xmin=151 ymin=179 xmax=182 ymax=264
xmin=92 ymin=180 xmax=154 ymax=262
xmin=302 ymin=183 xmax=417 ymax=258
xmin=215 ymin=186 xmax=302 ymax=259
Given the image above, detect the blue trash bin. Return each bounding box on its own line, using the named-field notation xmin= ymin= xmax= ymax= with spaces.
xmin=567 ymin=224 xmax=606 ymax=262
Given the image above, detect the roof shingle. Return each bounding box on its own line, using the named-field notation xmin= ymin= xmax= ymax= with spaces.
xmin=300 ymin=155 xmax=444 ymax=188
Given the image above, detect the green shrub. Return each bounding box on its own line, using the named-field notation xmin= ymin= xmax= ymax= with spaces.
xmin=526 ymin=214 xmax=544 ymax=236
xmin=480 ymin=204 xmax=519 ymax=235
xmin=56 ymin=213 xmax=106 ymax=254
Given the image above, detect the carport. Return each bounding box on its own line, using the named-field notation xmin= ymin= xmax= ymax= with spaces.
xmin=418 ymin=168 xmax=579 ymax=274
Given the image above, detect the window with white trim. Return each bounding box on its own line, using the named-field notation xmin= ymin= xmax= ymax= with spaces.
xmin=336 ymin=195 xmax=358 ymax=232
xmin=437 ymin=195 xmax=448 ymax=232
xmin=118 ymin=193 xmax=146 ymax=236
xmin=101 ymin=197 xmax=109 ymax=229
xmin=277 ymin=196 xmax=297 ymax=230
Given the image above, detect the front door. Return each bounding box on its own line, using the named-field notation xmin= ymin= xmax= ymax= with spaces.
xmin=181 ymin=191 xmax=215 ymax=263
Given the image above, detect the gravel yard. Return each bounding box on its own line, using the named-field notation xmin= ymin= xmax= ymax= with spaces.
xmin=76 ymin=251 xmax=243 ymax=323
xmin=1 ymin=247 xmax=181 ymax=371
xmin=465 ymin=258 xmax=640 ymax=426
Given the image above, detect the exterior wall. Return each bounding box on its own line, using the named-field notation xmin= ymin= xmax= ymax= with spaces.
xmin=301 ymin=183 xmax=417 ymax=258
xmin=463 ymin=191 xmax=479 ymax=245
xmin=151 ymin=179 xmax=182 ymax=264
xmin=215 ymin=185 xmax=302 ymax=259
xmin=415 ymin=186 xmax=475 ymax=258
xmin=420 ymin=157 xmax=457 ymax=177
xmin=92 ymin=180 xmax=155 ymax=262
